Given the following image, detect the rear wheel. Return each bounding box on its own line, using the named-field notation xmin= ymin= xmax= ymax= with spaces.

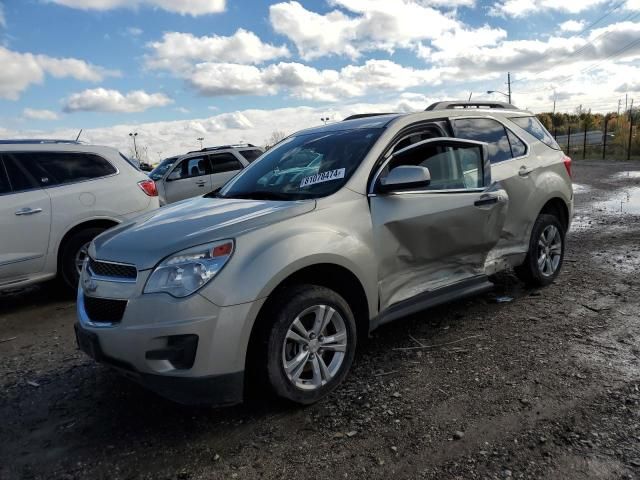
xmin=515 ymin=214 xmax=565 ymax=287
xmin=59 ymin=227 xmax=106 ymax=292
xmin=258 ymin=284 xmax=357 ymax=405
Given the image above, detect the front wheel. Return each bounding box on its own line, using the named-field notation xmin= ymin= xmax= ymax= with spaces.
xmin=260 ymin=285 xmax=357 ymax=405
xmin=515 ymin=214 xmax=565 ymax=287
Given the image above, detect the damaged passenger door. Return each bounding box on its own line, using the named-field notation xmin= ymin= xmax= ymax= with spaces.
xmin=369 ymin=138 xmax=509 ymax=311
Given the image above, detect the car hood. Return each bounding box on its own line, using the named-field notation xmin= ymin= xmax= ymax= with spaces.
xmin=92 ymin=196 xmax=316 ymax=269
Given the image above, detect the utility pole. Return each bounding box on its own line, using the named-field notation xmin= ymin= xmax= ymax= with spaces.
xmin=552 ymin=90 xmax=556 ymax=115
xmin=507 ymin=72 xmax=512 ymax=104
xmin=628 ymin=99 xmax=634 ymax=162
xmin=618 ymin=99 xmax=622 ymax=116
xmin=626 ymin=93 xmax=628 ymax=111
xmin=197 ymin=137 xmax=204 ymax=149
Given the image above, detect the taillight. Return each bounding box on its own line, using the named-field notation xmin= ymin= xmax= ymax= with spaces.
xmin=563 ymin=155 xmax=572 ymax=178
xmin=138 ymin=179 xmax=158 ymax=196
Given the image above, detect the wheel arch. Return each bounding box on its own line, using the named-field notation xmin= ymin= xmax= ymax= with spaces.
xmin=244 ymin=262 xmax=371 ymax=391
xmin=55 ymin=218 xmax=120 ymax=273
xmin=539 ymin=197 xmax=570 ymax=233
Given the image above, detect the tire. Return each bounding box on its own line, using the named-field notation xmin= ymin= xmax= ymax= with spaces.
xmin=515 ymin=214 xmax=565 ymax=287
xmin=59 ymin=227 xmax=106 ymax=292
xmin=256 ymin=284 xmax=357 ymax=405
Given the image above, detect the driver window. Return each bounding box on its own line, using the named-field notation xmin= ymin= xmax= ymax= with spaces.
xmin=172 ymin=157 xmax=210 ymax=180
xmin=391 ymin=126 xmax=442 ymax=153
xmin=381 ymin=143 xmax=485 ymax=190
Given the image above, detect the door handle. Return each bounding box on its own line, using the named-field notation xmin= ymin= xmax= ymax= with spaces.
xmin=519 ymin=166 xmax=533 ymax=177
xmin=196 ymin=182 xmax=206 ymax=187
xmin=15 ymin=207 xmax=43 ymax=216
xmin=474 ymin=196 xmax=499 ymax=207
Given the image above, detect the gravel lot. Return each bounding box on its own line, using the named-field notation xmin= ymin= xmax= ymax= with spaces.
xmin=1 ymin=161 xmax=640 ymax=480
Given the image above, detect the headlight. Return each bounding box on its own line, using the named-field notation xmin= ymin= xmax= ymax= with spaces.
xmin=144 ymin=240 xmax=234 ymax=298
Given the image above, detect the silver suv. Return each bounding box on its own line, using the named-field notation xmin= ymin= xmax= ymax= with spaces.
xmin=76 ymin=102 xmax=573 ymax=406
xmin=149 ymin=144 xmax=263 ymax=205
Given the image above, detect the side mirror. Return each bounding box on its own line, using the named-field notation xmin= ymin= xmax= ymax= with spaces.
xmin=378 ymin=165 xmax=431 ymax=193
xmin=167 ymin=170 xmax=181 ymax=181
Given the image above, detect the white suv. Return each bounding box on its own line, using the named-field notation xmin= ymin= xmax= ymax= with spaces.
xmin=149 ymin=144 xmax=263 ymax=205
xmin=0 ymin=140 xmax=160 ymax=292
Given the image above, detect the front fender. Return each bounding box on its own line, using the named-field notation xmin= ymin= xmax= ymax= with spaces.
xmin=200 ymin=224 xmax=378 ymax=314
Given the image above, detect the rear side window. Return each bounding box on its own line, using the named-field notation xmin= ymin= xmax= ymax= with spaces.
xmin=9 ymin=152 xmax=116 ymax=187
xmin=506 ymin=129 xmax=527 ymax=157
xmin=238 ymin=149 xmax=263 ymax=163
xmin=0 ymin=160 xmax=10 ymax=194
xmin=3 ymin=156 xmax=39 ymax=192
xmin=211 ymin=153 xmax=243 ymax=174
xmin=453 ymin=118 xmax=513 ymax=164
xmin=453 ymin=117 xmax=528 ymax=163
xmin=511 ymin=116 xmax=560 ymax=150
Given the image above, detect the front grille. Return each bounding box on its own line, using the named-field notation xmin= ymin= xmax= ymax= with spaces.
xmin=88 ymin=258 xmax=137 ymax=280
xmin=83 ymin=296 xmax=127 ymax=323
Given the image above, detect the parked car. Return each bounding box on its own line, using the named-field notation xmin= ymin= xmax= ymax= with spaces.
xmin=149 ymin=144 xmax=263 ymax=205
xmin=76 ymin=102 xmax=573 ymax=406
xmin=0 ymin=140 xmax=159 ymax=292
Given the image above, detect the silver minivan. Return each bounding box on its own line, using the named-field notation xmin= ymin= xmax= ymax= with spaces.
xmin=76 ymin=102 xmax=573 ymax=407
xmin=149 ymin=145 xmax=263 ymax=205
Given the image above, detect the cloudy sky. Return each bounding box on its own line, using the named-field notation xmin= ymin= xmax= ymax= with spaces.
xmin=0 ymin=0 xmax=639 ymax=158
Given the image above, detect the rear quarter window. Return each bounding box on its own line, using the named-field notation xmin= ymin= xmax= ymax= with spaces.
xmin=238 ymin=149 xmax=263 ymax=163
xmin=9 ymin=151 xmax=117 ymax=187
xmin=510 ymin=117 xmax=560 ymax=150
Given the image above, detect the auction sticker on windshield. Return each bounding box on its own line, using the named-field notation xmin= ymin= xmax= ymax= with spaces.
xmin=300 ymin=168 xmax=346 ymax=188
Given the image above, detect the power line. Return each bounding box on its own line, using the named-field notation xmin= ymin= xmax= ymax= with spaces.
xmin=511 ymin=9 xmax=639 ymax=86
xmin=511 ymin=34 xmax=640 ymax=96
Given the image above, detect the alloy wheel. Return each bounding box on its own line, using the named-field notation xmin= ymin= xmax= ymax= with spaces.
xmin=537 ymin=225 xmax=562 ymax=277
xmin=281 ymin=304 xmax=348 ymax=391
xmin=75 ymin=242 xmax=90 ymax=276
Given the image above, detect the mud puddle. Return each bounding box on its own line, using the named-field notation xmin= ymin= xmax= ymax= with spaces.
xmin=610 ymin=171 xmax=640 ymax=180
xmin=593 ymin=187 xmax=640 ymax=214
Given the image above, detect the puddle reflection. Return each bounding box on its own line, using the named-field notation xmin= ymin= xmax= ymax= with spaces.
xmin=593 ymin=187 xmax=640 ymax=214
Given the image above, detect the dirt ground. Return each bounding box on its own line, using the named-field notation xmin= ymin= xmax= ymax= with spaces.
xmin=1 ymin=161 xmax=640 ymax=480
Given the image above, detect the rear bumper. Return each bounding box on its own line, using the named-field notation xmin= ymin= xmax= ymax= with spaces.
xmin=74 ymin=321 xmax=244 ymax=406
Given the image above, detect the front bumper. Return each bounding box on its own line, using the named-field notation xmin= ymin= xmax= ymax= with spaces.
xmin=75 ymin=321 xmax=243 ymax=405
xmin=76 ymin=284 xmax=265 ymax=406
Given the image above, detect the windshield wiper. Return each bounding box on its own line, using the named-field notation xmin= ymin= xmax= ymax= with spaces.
xmin=219 ymin=190 xmax=294 ymax=201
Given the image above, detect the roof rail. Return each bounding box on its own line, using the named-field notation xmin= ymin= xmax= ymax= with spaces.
xmin=186 ymin=143 xmax=257 ymax=155
xmin=343 ymin=113 xmax=397 ymax=121
xmin=0 ymin=139 xmax=82 ymax=145
xmin=425 ymin=101 xmax=518 ymax=111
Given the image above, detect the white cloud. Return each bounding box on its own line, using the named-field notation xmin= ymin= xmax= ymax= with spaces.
xmin=126 ymin=27 xmax=143 ymax=37
xmin=615 ymin=80 xmax=640 ymax=92
xmin=490 ymin=0 xmax=607 ymax=18
xmin=146 ymin=29 xmax=290 ymax=71
xmin=0 ymin=46 xmax=118 ymax=100
xmin=430 ymin=21 xmax=640 ymax=80
xmin=23 ymin=108 xmax=59 ymax=120
xmin=63 ymin=88 xmax=173 ymax=113
xmin=559 ymin=20 xmax=585 ymax=32
xmin=269 ymin=0 xmax=460 ymax=59
xmin=176 ymin=59 xmax=466 ymax=101
xmin=49 ymin=0 xmax=225 ymax=15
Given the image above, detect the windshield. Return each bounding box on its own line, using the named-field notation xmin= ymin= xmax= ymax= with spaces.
xmin=149 ymin=157 xmax=178 ymax=181
xmin=219 ymin=128 xmax=382 ymax=200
